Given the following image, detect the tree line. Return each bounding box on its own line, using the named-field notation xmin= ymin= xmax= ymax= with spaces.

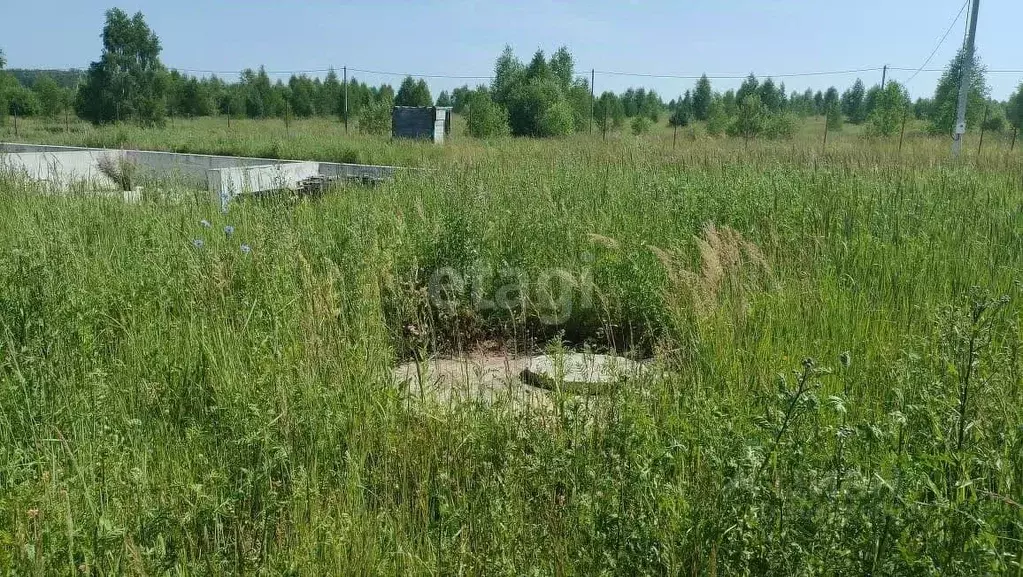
xmin=2 ymin=8 xmax=1022 ymax=141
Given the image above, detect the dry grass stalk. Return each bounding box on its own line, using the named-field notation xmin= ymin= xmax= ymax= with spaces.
xmin=649 ymin=222 xmax=772 ymax=317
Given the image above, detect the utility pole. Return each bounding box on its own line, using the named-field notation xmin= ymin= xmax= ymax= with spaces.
xmin=589 ymin=68 xmax=595 ymax=134
xmin=952 ymin=0 xmax=980 ymax=158
xmin=881 ymin=65 xmax=887 ymax=90
xmin=343 ymin=66 xmax=349 ymax=134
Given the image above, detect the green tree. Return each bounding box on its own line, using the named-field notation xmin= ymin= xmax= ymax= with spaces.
xmin=692 ymin=74 xmax=712 ymax=121
xmin=630 ymin=115 xmax=650 ymax=135
xmin=722 ymin=89 xmax=737 ymax=116
xmin=436 ymin=91 xmax=452 ymax=107
xmin=823 ymin=87 xmax=840 ymax=110
xmin=862 ymin=84 xmax=882 ymax=119
xmin=32 ymin=74 xmax=71 ymax=119
xmin=491 ymin=46 xmax=524 ymax=107
xmin=451 ymin=85 xmax=472 ymax=113
xmin=525 ymin=50 xmax=551 ymax=83
xmin=980 ymin=103 xmax=1007 ymax=133
xmin=736 ymin=74 xmax=759 ymax=103
xmin=593 ymin=91 xmax=624 ymax=132
xmin=465 ymin=91 xmax=509 ymax=137
xmin=1006 ymin=83 xmax=1022 ymax=133
xmin=705 ymin=97 xmax=729 ymax=136
xmin=868 ymin=81 xmax=910 ymax=137
xmin=764 ymin=112 xmax=796 ymax=139
xmin=826 ymin=100 xmax=843 ymax=132
xmin=0 ymin=51 xmax=8 ymax=125
xmin=75 ymin=8 xmax=168 ymax=125
xmin=318 ymin=69 xmax=341 ymax=117
xmin=8 ymin=84 xmax=40 ymax=117
xmin=841 ymin=79 xmax=866 ymax=123
xmin=566 ymin=78 xmax=592 ymax=132
xmin=929 ymin=47 xmax=989 ymax=135
xmin=359 ymin=100 xmax=392 ymax=135
xmin=288 ymin=74 xmax=317 ymax=117
xmin=669 ymin=91 xmax=693 ymax=127
xmin=758 ymin=78 xmax=783 ymax=112
xmin=728 ymin=94 xmax=766 ymax=142
xmin=548 ymin=47 xmax=574 ymax=92
xmin=181 ymin=77 xmax=214 ymax=117
xmin=913 ymin=97 xmax=932 ymax=120
xmin=395 ymin=76 xmax=432 ymax=107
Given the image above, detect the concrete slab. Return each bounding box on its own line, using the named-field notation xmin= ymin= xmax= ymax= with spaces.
xmin=392 ymin=352 xmax=652 ymax=412
xmin=393 ymin=355 xmax=554 ymax=410
xmin=520 ymin=354 xmax=646 ymax=395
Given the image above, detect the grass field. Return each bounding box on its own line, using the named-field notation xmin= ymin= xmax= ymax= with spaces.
xmin=1 ymin=116 xmax=1022 ymax=574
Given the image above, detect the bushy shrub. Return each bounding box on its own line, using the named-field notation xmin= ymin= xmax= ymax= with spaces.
xmin=981 ymin=106 xmax=1007 ymax=133
xmin=359 ymin=101 xmax=392 ymax=135
xmin=764 ymin=112 xmax=797 ymax=140
xmin=631 ymin=116 xmax=651 ymax=135
xmin=706 ymin=100 xmax=729 ymax=136
xmin=7 ymin=85 xmax=41 ymax=117
xmin=727 ymin=95 xmax=767 ymax=141
xmin=867 ymin=82 xmax=910 ymax=137
xmin=507 ymin=78 xmax=574 ymax=138
xmin=466 ymin=93 xmax=509 ymax=138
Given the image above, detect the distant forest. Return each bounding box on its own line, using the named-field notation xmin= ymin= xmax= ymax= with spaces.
xmin=1 ymin=8 xmax=1021 ymax=140
xmin=7 ymin=69 xmax=83 ymax=90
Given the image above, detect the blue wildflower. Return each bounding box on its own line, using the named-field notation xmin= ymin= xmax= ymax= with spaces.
xmin=224 ymin=225 xmax=235 ymax=237
xmin=192 ymin=239 xmax=205 ymax=249
xmin=240 ymin=244 xmax=252 ymax=254
xmin=200 ymin=219 xmax=211 ymax=228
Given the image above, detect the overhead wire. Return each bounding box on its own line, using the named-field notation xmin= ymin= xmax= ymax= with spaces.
xmin=903 ymin=0 xmax=970 ymax=83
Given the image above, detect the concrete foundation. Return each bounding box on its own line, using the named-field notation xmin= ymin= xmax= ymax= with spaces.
xmin=0 ymin=142 xmax=404 ymax=209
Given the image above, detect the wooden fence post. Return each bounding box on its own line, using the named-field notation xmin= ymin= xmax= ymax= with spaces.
xmin=976 ymin=104 xmax=989 ymax=156
xmin=898 ymin=109 xmax=908 ymax=155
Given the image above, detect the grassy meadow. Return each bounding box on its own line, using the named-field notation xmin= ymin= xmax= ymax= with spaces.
xmin=1 ymin=115 xmax=1022 ymax=574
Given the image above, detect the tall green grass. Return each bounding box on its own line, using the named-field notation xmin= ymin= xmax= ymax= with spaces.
xmin=0 ymin=131 xmax=1021 ymax=574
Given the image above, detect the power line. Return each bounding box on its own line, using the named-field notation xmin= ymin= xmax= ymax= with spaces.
xmin=904 ymin=0 xmax=970 ymax=83
xmin=50 ymin=62 xmax=1023 ymax=84
xmin=593 ymin=67 xmax=885 ymax=80
xmin=348 ymin=67 xmax=492 ymax=80
xmin=890 ymin=67 xmax=1023 ymax=74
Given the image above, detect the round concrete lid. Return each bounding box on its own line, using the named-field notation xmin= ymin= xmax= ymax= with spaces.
xmin=520 ymin=354 xmax=644 ymax=395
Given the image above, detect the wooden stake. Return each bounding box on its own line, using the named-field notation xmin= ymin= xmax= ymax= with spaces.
xmin=977 ymin=104 xmax=989 ymax=156
xmin=822 ymin=116 xmax=829 ymax=153
xmin=589 ymin=68 xmax=595 ymax=134
xmin=1012 ymin=127 xmax=1017 ymax=152
xmin=898 ymin=109 xmax=908 ymax=155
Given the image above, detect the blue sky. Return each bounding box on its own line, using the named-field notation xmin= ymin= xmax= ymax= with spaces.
xmin=3 ymin=0 xmax=1021 ymax=100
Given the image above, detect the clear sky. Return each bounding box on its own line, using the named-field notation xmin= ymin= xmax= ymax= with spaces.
xmin=3 ymin=0 xmax=1021 ymax=100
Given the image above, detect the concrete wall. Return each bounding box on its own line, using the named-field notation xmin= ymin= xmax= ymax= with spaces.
xmin=393 ymin=107 xmax=436 ymax=141
xmin=318 ymin=162 xmax=397 ymax=180
xmin=433 ymin=108 xmax=448 ymax=144
xmin=207 ymin=162 xmax=321 ymax=208
xmin=1 ymin=142 xmax=410 ymax=208
xmin=391 ymin=107 xmax=452 ymax=143
xmin=0 ymin=150 xmax=119 ymax=189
